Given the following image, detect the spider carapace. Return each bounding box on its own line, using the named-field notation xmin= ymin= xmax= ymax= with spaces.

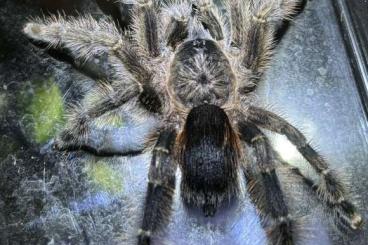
xmin=23 ymin=0 xmax=363 ymax=244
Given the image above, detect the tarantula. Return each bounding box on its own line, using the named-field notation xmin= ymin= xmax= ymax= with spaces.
xmin=23 ymin=0 xmax=363 ymax=244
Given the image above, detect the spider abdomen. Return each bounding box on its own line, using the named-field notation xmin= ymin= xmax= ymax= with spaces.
xmin=177 ymin=104 xmax=240 ymax=216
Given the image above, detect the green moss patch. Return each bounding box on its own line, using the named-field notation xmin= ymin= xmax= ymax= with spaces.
xmin=86 ymin=161 xmax=123 ymax=194
xmin=18 ymin=78 xmax=65 ymax=144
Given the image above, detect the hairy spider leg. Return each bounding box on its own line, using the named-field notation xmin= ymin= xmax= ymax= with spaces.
xmin=192 ymin=0 xmax=225 ymax=41
xmin=284 ymin=163 xmax=362 ymax=233
xmin=247 ymin=106 xmax=363 ymax=231
xmin=163 ymin=0 xmax=225 ymax=49
xmin=55 ymin=83 xmax=140 ymax=154
xmin=163 ymin=1 xmax=192 ymax=49
xmin=96 ymin=0 xmax=134 ymax=31
xmin=24 ymin=16 xmax=136 ymax=82
xmin=114 ymin=44 xmax=162 ymax=113
xmin=227 ymin=0 xmax=302 ymax=94
xmin=24 ymin=15 xmax=162 ymax=113
xmin=239 ymin=121 xmax=294 ymax=245
xmin=27 ymin=38 xmax=117 ymax=81
xmin=130 ymin=0 xmax=161 ymax=58
xmin=138 ymin=128 xmax=177 ymax=245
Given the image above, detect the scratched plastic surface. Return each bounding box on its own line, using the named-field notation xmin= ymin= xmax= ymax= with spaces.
xmin=0 ymin=0 xmax=367 ymax=244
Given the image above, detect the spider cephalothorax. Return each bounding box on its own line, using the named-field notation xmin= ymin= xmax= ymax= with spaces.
xmin=23 ymin=0 xmax=363 ymax=244
xmin=169 ymin=39 xmax=236 ymax=107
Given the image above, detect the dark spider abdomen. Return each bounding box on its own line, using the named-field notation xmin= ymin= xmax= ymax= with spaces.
xmin=178 ymin=104 xmax=240 ymax=216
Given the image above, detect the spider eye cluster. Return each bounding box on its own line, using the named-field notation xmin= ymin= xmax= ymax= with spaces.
xmin=169 ymin=38 xmax=235 ymax=108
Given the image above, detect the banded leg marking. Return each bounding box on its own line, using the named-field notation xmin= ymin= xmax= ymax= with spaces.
xmin=138 ymin=129 xmax=177 ymax=245
xmin=239 ymin=121 xmax=294 ymax=245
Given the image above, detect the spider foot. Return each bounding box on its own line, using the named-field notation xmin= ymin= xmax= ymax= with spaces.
xmin=52 ymin=130 xmax=81 ymax=152
xmin=23 ymin=23 xmax=46 ymax=42
xmin=333 ymin=204 xmax=363 ymax=233
xmin=137 ymin=232 xmax=151 ymax=245
xmin=267 ymin=216 xmax=294 ymax=245
xmin=52 ymin=138 xmax=70 ymax=152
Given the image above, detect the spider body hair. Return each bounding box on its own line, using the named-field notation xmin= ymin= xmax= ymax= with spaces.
xmin=177 ymin=104 xmax=241 ymax=216
xmin=23 ymin=0 xmax=363 ymax=244
xmin=169 ymin=38 xmax=237 ymax=108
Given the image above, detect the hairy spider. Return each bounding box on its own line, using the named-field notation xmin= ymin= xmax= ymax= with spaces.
xmin=23 ymin=0 xmax=363 ymax=244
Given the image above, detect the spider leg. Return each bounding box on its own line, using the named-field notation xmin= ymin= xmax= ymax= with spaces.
xmin=228 ymin=0 xmax=302 ymax=47
xmin=239 ymin=121 xmax=295 ymax=245
xmin=23 ymin=15 xmax=148 ymax=81
xmin=24 ymin=15 xmax=163 ymax=113
xmin=138 ymin=128 xmax=177 ymax=245
xmin=163 ymin=0 xmax=225 ymax=50
xmin=23 ymin=15 xmax=135 ymax=74
xmin=55 ymin=82 xmax=143 ymax=155
xmin=162 ymin=1 xmax=191 ymax=49
xmin=164 ymin=16 xmax=188 ymax=50
xmin=284 ymin=163 xmax=362 ymax=233
xmin=192 ymin=0 xmax=225 ymax=41
xmin=27 ymin=38 xmax=117 ymax=82
xmin=227 ymin=0 xmax=302 ymax=94
xmin=246 ymin=106 xmax=363 ymax=231
xmin=96 ymin=0 xmax=134 ymax=31
xmin=274 ymin=0 xmax=308 ymax=42
xmin=130 ymin=0 xmax=161 ymax=58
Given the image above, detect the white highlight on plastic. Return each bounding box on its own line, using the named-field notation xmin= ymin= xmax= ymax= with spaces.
xmin=273 ymin=135 xmax=301 ymax=162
